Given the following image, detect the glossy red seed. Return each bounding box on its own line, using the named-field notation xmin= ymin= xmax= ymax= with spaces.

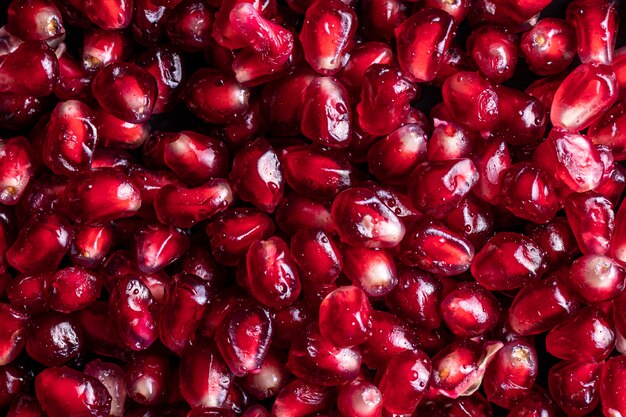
xmin=472 ymin=137 xmax=512 ymax=204
xmin=357 ymin=64 xmax=417 ymax=136
xmin=180 ymin=341 xmax=233 ymax=408
xmin=378 ymin=349 xmax=431 ymax=414
xmin=154 ymin=178 xmax=233 ymax=227
xmin=367 ymin=124 xmax=427 ymax=184
xmin=26 ymin=312 xmax=83 ymax=366
xmin=589 ymin=102 xmax=626 ymax=160
xmin=342 ymin=247 xmax=397 ymax=297
xmin=241 ymin=350 xmax=289 ymax=399
xmin=442 ymin=71 xmax=500 ymax=132
xmin=395 ymin=8 xmax=456 ymax=82
xmin=333 ymin=187 xmax=404 ymax=248
xmin=507 ymin=389 xmax=558 ymax=417
xmin=132 ymin=0 xmax=170 ymax=46
xmin=7 ymin=273 xmax=50 ymax=314
xmin=520 ymin=18 xmax=577 ymax=76
xmin=0 ymin=363 xmax=31 ymax=408
xmin=534 ymin=129 xmax=604 ymax=192
xmin=509 ymin=269 xmax=580 ymax=336
xmin=125 ymin=350 xmax=169 ymax=405
xmin=360 ymin=311 xmax=420 ymax=368
xmin=7 ymin=395 xmax=44 ymax=417
xmin=0 ymin=136 xmax=34 ymax=206
xmin=0 ymin=42 xmax=58 ymax=97
xmin=7 ymin=214 xmax=71 ymax=273
xmin=290 ymin=228 xmax=342 ymax=285
xmin=466 ymin=25 xmax=518 ymax=84
xmin=318 ymin=286 xmax=372 ymax=348
xmin=82 ymin=29 xmax=129 ymax=72
xmin=275 ymin=193 xmax=334 ymax=235
xmin=564 ymin=191 xmax=614 ymax=255
xmin=272 ymin=378 xmax=332 ymax=417
xmin=287 ymin=324 xmax=361 ymax=386
xmin=0 ymin=304 xmax=28 ymax=366
xmin=7 ymin=0 xmax=65 ymax=41
xmin=70 ymin=224 xmax=114 ymax=269
xmin=84 ymin=360 xmax=126 ymax=417
xmin=440 ymin=282 xmax=500 ymax=337
xmin=495 ymin=86 xmax=547 ymax=146
xmin=483 ymin=340 xmax=537 ymax=409
xmin=399 ymin=219 xmax=474 ymax=276
xmin=549 ymin=361 xmax=602 ymax=417
xmin=338 ymin=42 xmax=393 ymax=96
xmin=136 ymin=47 xmax=184 ymax=114
xmin=427 ymin=120 xmax=476 ymax=161
xmin=135 ymin=223 xmax=189 ymax=273
xmin=0 ymin=94 xmax=47 ymax=131
xmin=166 ymin=0 xmax=214 ymax=52
xmin=337 ymin=380 xmax=382 ymax=417
xmin=568 ymin=254 xmax=625 ymax=302
xmin=48 ymin=266 xmax=100 ymax=313
xmin=566 ymin=0 xmax=617 ymax=65
xmin=385 ymin=267 xmax=442 ymax=329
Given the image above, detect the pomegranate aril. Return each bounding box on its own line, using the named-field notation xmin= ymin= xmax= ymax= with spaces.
xmin=509 ymin=269 xmax=580 ymax=336
xmin=7 ymin=0 xmax=65 ymax=41
xmin=136 ymin=47 xmax=184 ymax=114
xmin=54 ymin=51 xmax=92 ymax=102
xmin=500 ymin=163 xmax=559 ymax=224
xmin=0 ymin=94 xmax=47 ymax=131
xmin=472 ymin=137 xmax=512 ymax=204
xmin=520 ymin=18 xmax=577 ymax=76
xmin=0 ymin=363 xmax=31 ymax=407
xmin=338 ymin=42 xmax=393 ymax=97
xmin=290 ymin=228 xmax=342 ymax=285
xmin=368 ymin=124 xmax=428 ymax=184
xmin=0 ymin=136 xmax=34 ymax=206
xmin=135 ymin=223 xmax=189 ymax=273
xmin=84 ymin=360 xmax=126 ymax=417
xmin=180 ymin=341 xmax=233 ymax=408
xmin=568 ymin=254 xmax=625 ymax=302
xmin=563 ymin=191 xmax=614 ymax=255
xmin=318 ymin=286 xmax=372 ymax=347
xmin=361 ymin=311 xmax=420 ymax=368
xmin=241 ymin=350 xmax=289 ymax=399
xmin=0 ymin=41 xmax=58 ymax=97
xmin=589 ymin=102 xmax=626 ymax=160
xmin=125 ymin=350 xmax=169 ymax=405
xmin=360 ymin=0 xmax=406 ymax=43
xmin=92 ymin=62 xmax=158 ymax=124
xmin=275 ymin=193 xmax=334 ymax=235
xmin=440 ymin=282 xmax=500 ymax=337
xmin=566 ymin=0 xmax=618 ymax=65
xmin=378 ymin=349 xmax=431 ymax=414
xmin=549 ymin=360 xmax=602 ymax=417
xmin=70 ymin=224 xmax=115 ymax=269
xmin=132 ymin=0 xmax=171 ymax=45
xmin=399 ymin=219 xmax=474 ymax=276
xmin=466 ymin=25 xmax=518 ymax=84
xmin=7 ymin=273 xmax=49 ymax=314
xmin=82 ymin=29 xmax=129 ymax=72
xmin=495 ymin=86 xmax=547 ymax=146
xmin=385 ymin=267 xmax=442 ymax=329
xmin=426 ymin=120 xmax=476 ymax=161
xmin=342 ymin=247 xmax=397 ymax=297
xmin=395 ymin=8 xmax=457 ymax=83
xmin=7 ymin=395 xmax=43 ymax=417
xmin=0 ymin=304 xmax=28 ymax=366
xmin=507 ymin=389 xmax=558 ymax=417
xmin=166 ymin=0 xmax=214 ymax=52
xmin=483 ymin=340 xmax=537 ymax=409
xmin=338 ymin=380 xmax=382 ymax=417
xmin=26 ymin=312 xmax=83 ymax=366
xmin=154 ymin=178 xmax=233 ymax=228
xmin=357 ymin=64 xmax=417 ymax=136
xmin=48 ymin=266 xmax=100 ymax=313
xmin=272 ymin=378 xmax=332 ymax=417
xmin=442 ymin=71 xmax=500 ymax=132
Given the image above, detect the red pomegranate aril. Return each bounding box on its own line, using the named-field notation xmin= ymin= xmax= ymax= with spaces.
xmin=442 ymin=71 xmax=500 ymax=132
xmin=80 ymin=0 xmax=132 ymax=29
xmin=275 ymin=193 xmax=334 ymax=235
xmin=399 ymin=219 xmax=474 ymax=276
xmin=135 ymin=223 xmax=189 ymax=273
xmin=338 ymin=42 xmax=393 ymax=96
xmin=332 ymin=187 xmax=405 ymax=249
xmin=507 ymin=388 xmax=558 ymax=417
xmin=0 ymin=363 xmax=31 ymax=407
xmin=281 ymin=146 xmax=357 ymax=201
xmin=7 ymin=0 xmax=64 ymax=41
xmin=568 ymin=254 xmax=625 ymax=302
xmin=500 ymin=163 xmax=559 ymax=224
xmin=196 ymin=289 xmax=246 ymax=339
xmin=0 ymin=304 xmax=28 ymax=366
xmin=7 ymin=395 xmax=43 ymax=417
xmin=241 ymin=350 xmax=288 ymax=399
xmin=300 ymin=77 xmax=351 ymax=148
xmin=299 ymin=0 xmax=356 ymax=75
xmin=546 ymin=307 xmax=614 ymax=362
xmin=318 ymin=286 xmax=372 ymax=348
xmin=92 ymin=62 xmax=158 ymax=124
xmin=566 ymin=0 xmax=617 ymax=65
xmin=166 ymin=0 xmax=213 ymax=52
xmin=76 ymin=301 xmax=129 ymax=359
xmin=287 ymin=324 xmax=361 ymax=386
xmin=483 ymin=340 xmax=537 ymax=409
xmin=416 ymin=393 xmax=493 ymax=417
xmin=368 ymin=124 xmax=427 ymax=184
xmin=185 ymin=68 xmax=249 ymax=124
xmin=384 ymin=267 xmax=442 ymax=329
xmin=422 ymin=0 xmax=470 ymax=22
xmin=365 ymin=182 xmax=421 ymax=222
xmin=272 ymin=300 xmax=312 ymax=348
xmin=360 ymin=0 xmax=407 ymax=43
xmin=7 ymin=273 xmax=50 ymax=314
xmin=48 ymin=266 xmax=100 ymax=313
xmin=230 ymin=138 xmax=283 ymax=213
xmin=472 ymin=137 xmax=512 ymax=204
xmin=154 ymin=178 xmax=233 ymax=227
xmin=136 ymin=47 xmax=184 ymax=114
xmin=272 ymin=378 xmax=332 ymax=417
xmin=82 ymin=29 xmax=129 ymax=72
xmin=601 ymin=355 xmax=626 ymax=417
xmin=70 ymin=224 xmax=114 ymax=269
xmin=0 ymin=93 xmax=47 ymax=131
xmin=440 ymin=282 xmax=500 ymax=337
xmin=395 ymin=8 xmax=456 ymax=83
xmin=180 ymin=341 xmax=233 ymax=408
xmin=337 ymin=380 xmax=382 ymax=417
xmin=430 ymin=339 xmax=503 ymax=399
xmin=589 ymin=102 xmax=626 ymax=160
xmin=125 ymin=350 xmax=169 ymax=405
xmin=551 ymin=63 xmax=618 ymax=131
xmin=84 ymin=360 xmax=126 ymax=417
xmin=466 ymin=25 xmax=518 ymax=84
xmin=109 ymin=275 xmax=158 ymax=351
xmin=409 ymin=158 xmax=478 ymax=218
xmin=443 ymin=196 xmax=493 ymax=248
xmin=290 ymin=228 xmax=342 ymax=285
xmin=549 ymin=360 xmax=602 ymax=417
xmin=132 ymin=0 xmax=170 ymax=45
xmin=0 ymin=136 xmax=34 ymax=206
xmin=95 ymin=110 xmax=149 ymax=150
xmin=54 ymin=51 xmax=92 ymax=102
xmin=357 ymin=64 xmax=417 ymax=136
xmin=509 ymin=269 xmax=581 ymax=336
xmin=534 ymin=129 xmax=604 ymax=192
xmin=44 ymin=100 xmax=97 ymax=175
xmin=26 ymin=312 xmax=83 ymax=367
xmin=426 ymin=120 xmax=476 ymax=161
xmin=378 ymin=349 xmax=431 ymax=414
xmin=36 ymin=367 xmax=112 ymax=417
xmin=495 ymin=86 xmax=547 ymax=146
xmin=64 ymin=168 xmax=142 ymax=225
xmin=7 ymin=214 xmax=71 ymax=273
xmin=520 ymin=18 xmax=577 ymax=76
xmin=342 ymin=247 xmax=397 ymax=297
xmin=0 ymin=41 xmax=58 ymax=97
xmin=563 ymin=191 xmax=614 ymax=255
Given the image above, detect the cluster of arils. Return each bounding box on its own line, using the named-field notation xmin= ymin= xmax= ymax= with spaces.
xmin=0 ymin=0 xmax=626 ymax=416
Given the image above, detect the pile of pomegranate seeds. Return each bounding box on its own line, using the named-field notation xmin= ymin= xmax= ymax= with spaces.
xmin=1 ymin=0 xmax=626 ymax=416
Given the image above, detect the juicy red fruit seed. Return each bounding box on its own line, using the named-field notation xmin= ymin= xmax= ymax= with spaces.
xmin=318 ymin=286 xmax=373 ymax=348
xmin=378 ymin=349 xmax=431 ymax=414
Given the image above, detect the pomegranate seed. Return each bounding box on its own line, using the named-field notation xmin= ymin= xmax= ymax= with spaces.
xmin=131 ymin=0 xmax=171 ymax=46
xmin=7 ymin=273 xmax=50 ymax=314
xmin=342 ymin=247 xmax=397 ymax=297
xmin=7 ymin=395 xmax=44 ymax=417
xmin=125 ymin=350 xmax=169 ymax=405
xmin=356 ymin=64 xmax=417 ymax=136
xmin=466 ymin=25 xmax=518 ymax=84
xmin=483 ymin=340 xmax=537 ymax=409
xmin=48 ymin=266 xmax=100 ymax=313
xmin=0 ymin=42 xmax=59 ymax=96
xmin=563 ymin=191 xmax=614 ymax=255
xmin=507 ymin=389 xmax=558 ymax=417
xmin=440 ymin=282 xmax=500 ymax=337
xmin=0 ymin=304 xmax=28 ymax=366
xmin=7 ymin=0 xmax=65 ymax=41
xmin=568 ymin=254 xmax=625 ymax=302
xmin=82 ymin=29 xmax=128 ymax=72
xmin=566 ymin=0 xmax=618 ymax=65
xmin=443 ymin=196 xmax=493 ymax=248
xmin=70 ymin=224 xmax=115 ymax=269
xmin=76 ymin=301 xmax=129 ymax=359
xmin=338 ymin=42 xmax=393 ymax=96
xmin=589 ymin=101 xmax=626 ymax=160
xmin=385 ymin=267 xmax=442 ymax=329
xmin=166 ymin=0 xmax=214 ymax=52
xmin=337 ymin=380 xmax=382 ymax=417
xmin=135 ymin=223 xmax=190 ymax=273
xmin=179 ymin=341 xmax=233 ymax=408
xmin=360 ymin=0 xmax=406 ymax=43
xmin=54 ymin=50 xmax=92 ymax=102
xmin=84 ymin=360 xmax=126 ymax=417
xmin=360 ymin=311 xmax=420 ymax=368
xmin=92 ymin=62 xmax=158 ymax=124
xmin=272 ymin=378 xmax=332 ymax=417
xmin=500 ymin=163 xmax=559 ymax=224
xmin=290 ymin=228 xmax=342 ymax=285
xmin=601 ymin=355 xmax=626 ymax=417
xmin=0 ymin=363 xmax=31 ymax=407
xmin=495 ymin=86 xmax=547 ymax=146
xmin=318 ymin=286 xmax=372 ymax=347
xmin=26 ymin=312 xmax=83 ymax=366
xmin=395 ymin=8 xmax=457 ymax=83
xmin=241 ymin=350 xmax=289 ymax=399
xmin=0 ymin=136 xmax=34 ymax=206
xmin=509 ymin=269 xmax=580 ymax=335
xmin=136 ymin=47 xmax=184 ymax=114
xmin=549 ymin=361 xmax=602 ymax=417
xmin=275 ymin=193 xmax=334 ymax=235
xmin=378 ymin=349 xmax=431 ymax=414
xmin=426 ymin=120 xmax=476 ymax=161
xmin=154 ymin=178 xmax=233 ymax=227
xmin=472 ymin=137 xmax=512 ymax=204
xmin=442 ymin=71 xmax=500 ymax=132
xmin=520 ymin=18 xmax=577 ymax=76
xmin=0 ymin=94 xmax=47 ymax=131
xmin=272 ymin=300 xmax=312 ymax=348
xmin=400 ymin=219 xmax=474 ymax=276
